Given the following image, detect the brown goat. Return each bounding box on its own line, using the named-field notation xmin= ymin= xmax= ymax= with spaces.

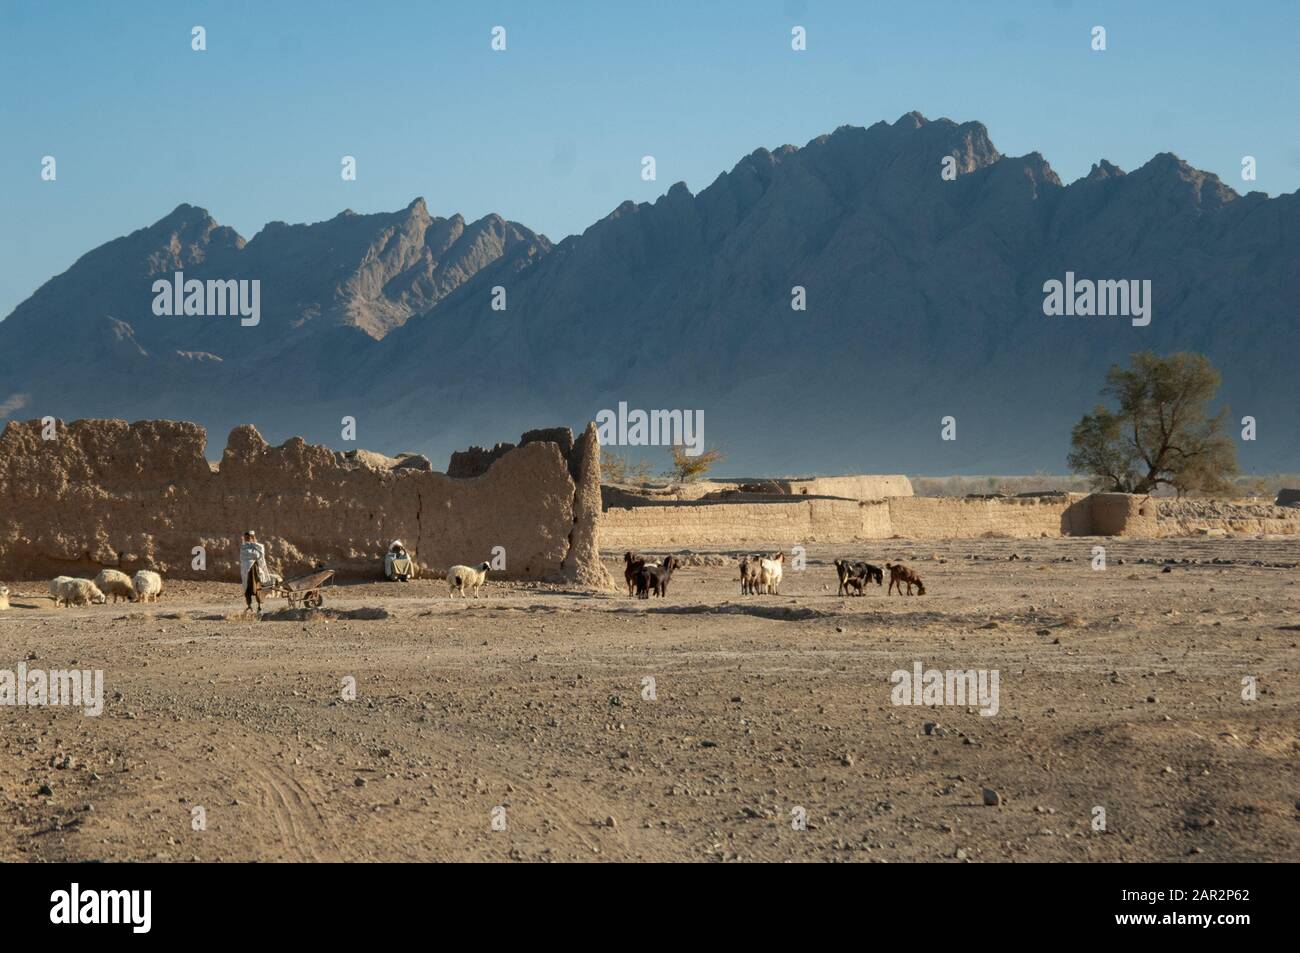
xmin=739 ymin=554 xmax=764 ymax=595
xmin=623 ymin=551 xmax=646 ymax=597
xmin=886 ymin=562 xmax=926 ymax=596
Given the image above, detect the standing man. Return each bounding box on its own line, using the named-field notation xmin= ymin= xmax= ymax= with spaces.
xmin=240 ymin=530 xmax=270 ymax=612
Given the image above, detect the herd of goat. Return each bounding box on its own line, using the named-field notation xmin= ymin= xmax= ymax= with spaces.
xmin=37 ymin=554 xmax=927 ymax=609
xmin=623 ymin=551 xmax=926 ymax=599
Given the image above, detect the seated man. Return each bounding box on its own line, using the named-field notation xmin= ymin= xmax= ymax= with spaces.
xmin=384 ymin=540 xmax=414 ymax=582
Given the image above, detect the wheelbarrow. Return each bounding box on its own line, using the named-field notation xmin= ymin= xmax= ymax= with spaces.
xmin=273 ymin=568 xmax=335 ymax=608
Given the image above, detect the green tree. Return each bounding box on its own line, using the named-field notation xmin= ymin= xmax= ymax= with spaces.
xmin=1068 ymin=351 xmax=1238 ymax=496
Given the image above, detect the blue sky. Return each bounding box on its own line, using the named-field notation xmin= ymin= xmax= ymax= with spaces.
xmin=2 ymin=0 xmax=1297 ymax=319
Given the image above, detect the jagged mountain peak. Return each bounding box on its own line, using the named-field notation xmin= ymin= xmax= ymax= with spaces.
xmin=3 ymin=114 xmax=1295 ymax=474
xmin=154 ymin=202 xmax=215 ymax=225
xmin=1085 ymin=159 xmax=1126 ymax=182
xmin=1129 ymin=152 xmax=1239 ymax=209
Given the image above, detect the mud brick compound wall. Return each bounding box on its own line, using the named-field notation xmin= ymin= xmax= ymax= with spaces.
xmin=599 ymin=490 xmax=1300 ymax=548
xmin=0 ymin=418 xmax=612 ymax=587
xmin=600 ymin=494 xmax=1093 ymax=548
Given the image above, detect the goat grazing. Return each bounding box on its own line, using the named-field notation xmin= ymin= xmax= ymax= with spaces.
xmin=886 ymin=562 xmax=926 ymax=596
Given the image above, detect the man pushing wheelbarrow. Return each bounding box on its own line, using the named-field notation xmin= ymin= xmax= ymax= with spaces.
xmin=240 ymin=530 xmax=273 ymax=614
xmin=239 ymin=531 xmax=334 ymax=614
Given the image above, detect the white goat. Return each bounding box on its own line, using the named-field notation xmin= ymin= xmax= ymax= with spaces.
xmin=132 ymin=570 xmax=163 ymax=603
xmin=759 ymin=553 xmax=785 ymax=595
xmin=94 ymin=569 xmax=137 ymax=603
xmin=447 ymin=562 xmax=490 ymax=598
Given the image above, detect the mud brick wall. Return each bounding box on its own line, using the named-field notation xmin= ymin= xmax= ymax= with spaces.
xmin=887 ymin=494 xmax=1093 ymax=538
xmin=0 ymin=418 xmax=611 ymax=586
xmin=601 ymin=488 xmax=1300 ymax=549
xmin=600 ymin=494 xmax=1088 ymax=548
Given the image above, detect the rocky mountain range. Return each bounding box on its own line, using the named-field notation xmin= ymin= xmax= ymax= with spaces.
xmin=2 ymin=112 xmax=1296 ymax=475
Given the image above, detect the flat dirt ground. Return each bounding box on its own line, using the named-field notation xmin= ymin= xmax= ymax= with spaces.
xmin=2 ymin=538 xmax=1296 ymax=863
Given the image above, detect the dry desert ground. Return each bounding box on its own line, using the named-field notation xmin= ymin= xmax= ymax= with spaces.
xmin=1 ymin=538 xmax=1297 ymax=862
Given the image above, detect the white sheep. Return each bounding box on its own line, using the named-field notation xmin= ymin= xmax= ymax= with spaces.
xmin=132 ymin=570 xmax=163 ymax=603
xmin=447 ymin=562 xmax=491 ymax=598
xmin=759 ymin=553 xmax=785 ymax=595
xmin=49 ymin=576 xmax=74 ymax=605
xmin=56 ymin=578 xmax=107 ymax=607
xmin=94 ymin=569 xmax=137 ymax=603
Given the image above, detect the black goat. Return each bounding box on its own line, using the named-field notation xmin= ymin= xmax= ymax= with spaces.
xmin=636 ymin=555 xmax=680 ymax=599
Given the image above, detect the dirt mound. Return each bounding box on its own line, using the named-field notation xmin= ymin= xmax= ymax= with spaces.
xmin=614 ymin=602 xmax=833 ymax=621
xmin=260 ymin=606 xmax=394 ymax=622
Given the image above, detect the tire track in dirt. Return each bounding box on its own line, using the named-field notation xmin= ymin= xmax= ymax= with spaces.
xmin=241 ymin=742 xmax=342 ymax=862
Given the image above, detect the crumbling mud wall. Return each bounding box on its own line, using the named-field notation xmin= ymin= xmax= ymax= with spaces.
xmin=602 ymin=474 xmax=912 ymax=504
xmin=560 ymin=423 xmax=613 ymax=588
xmin=600 ymin=498 xmax=894 ymax=547
xmin=0 ymin=418 xmax=609 ymax=585
xmin=1089 ymin=493 xmax=1158 ymax=536
xmin=447 ymin=427 xmax=576 ymax=479
xmin=600 ymin=494 xmax=1086 ymax=548
xmin=888 ymin=494 xmax=1092 ymax=538
xmin=769 ymin=475 xmax=913 ymax=498
xmin=1154 ymin=498 xmax=1300 ymax=537
xmin=1086 ymin=494 xmax=1300 ymax=537
xmin=602 ymin=488 xmax=1300 ymax=549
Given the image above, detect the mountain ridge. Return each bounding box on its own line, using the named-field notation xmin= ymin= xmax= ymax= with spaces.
xmin=2 ymin=112 xmax=1295 ymax=474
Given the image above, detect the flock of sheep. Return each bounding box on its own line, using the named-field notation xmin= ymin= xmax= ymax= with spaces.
xmin=48 ymin=569 xmax=164 ymax=607
xmin=38 ymin=560 xmax=494 ymax=610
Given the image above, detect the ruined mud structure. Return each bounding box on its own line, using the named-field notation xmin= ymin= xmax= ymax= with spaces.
xmin=4 ymin=418 xmax=1294 ymax=583
xmin=0 ymin=418 xmax=612 ymax=587
xmin=600 ymin=487 xmax=1300 ymax=548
